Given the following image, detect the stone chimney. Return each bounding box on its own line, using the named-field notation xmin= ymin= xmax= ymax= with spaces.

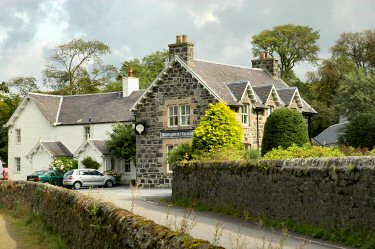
xmin=168 ymin=34 xmax=194 ymax=66
xmin=123 ymin=68 xmax=139 ymax=97
xmin=251 ymin=52 xmax=279 ymax=79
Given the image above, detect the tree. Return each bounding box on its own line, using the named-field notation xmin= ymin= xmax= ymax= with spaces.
xmin=251 ymin=24 xmax=320 ymax=80
xmin=106 ymin=123 xmax=136 ymax=161
xmin=306 ymin=57 xmax=357 ymax=136
xmin=119 ymin=49 xmax=168 ymax=89
xmin=191 ymin=102 xmax=243 ymax=153
xmin=6 ymin=76 xmax=39 ymax=96
xmin=331 ymin=29 xmax=375 ymax=71
xmin=43 ymin=39 xmax=117 ymax=94
xmin=261 ymin=108 xmax=309 ymax=156
xmin=335 ymin=68 xmax=375 ymax=148
xmin=0 ymin=82 xmax=22 ymax=163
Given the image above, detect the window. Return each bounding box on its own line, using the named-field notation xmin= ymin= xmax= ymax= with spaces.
xmin=168 ymin=105 xmax=178 ymax=127
xmin=244 ymin=144 xmax=251 ymax=151
xmin=15 ymin=129 xmax=21 ymax=144
xmin=110 ymin=158 xmax=115 ymax=170
xmin=166 ymin=145 xmax=174 ymax=173
xmin=84 ymin=126 xmax=91 ymax=140
xmin=15 ymin=158 xmax=20 ymax=171
xmin=267 ymin=106 xmax=274 ymax=117
xmin=242 ymin=104 xmax=249 ymax=125
xmin=123 ymin=160 xmax=131 ymax=173
xmin=180 ymin=105 xmax=190 ymax=126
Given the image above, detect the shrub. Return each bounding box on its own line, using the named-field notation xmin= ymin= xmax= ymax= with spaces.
xmin=244 ymin=149 xmax=260 ymax=160
xmin=49 ymin=157 xmax=77 ymax=173
xmin=261 ymin=108 xmax=309 ymax=156
xmin=81 ymin=157 xmax=101 ymax=169
xmin=167 ymin=143 xmax=192 ymax=164
xmin=338 ymin=145 xmax=369 ymax=156
xmin=104 ymin=170 xmax=122 ymax=183
xmin=192 ymin=102 xmax=243 ymax=154
xmin=193 ymin=146 xmax=244 ymax=162
xmin=106 ymin=122 xmax=135 ymax=162
xmin=263 ymin=143 xmax=345 ymax=159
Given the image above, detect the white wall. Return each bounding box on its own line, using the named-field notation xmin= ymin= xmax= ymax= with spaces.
xmin=31 ymin=148 xmax=54 ymax=172
xmin=76 ymin=144 xmax=105 ymax=172
xmin=8 ymin=99 xmax=115 ymax=180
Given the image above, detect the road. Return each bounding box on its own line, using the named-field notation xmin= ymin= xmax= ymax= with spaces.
xmin=78 ymin=186 xmax=354 ymax=249
xmin=0 ymin=214 xmax=17 ymax=249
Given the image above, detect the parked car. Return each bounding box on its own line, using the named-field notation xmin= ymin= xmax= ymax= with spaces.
xmin=63 ymin=169 xmax=116 ymax=190
xmin=27 ymin=170 xmax=64 ymax=186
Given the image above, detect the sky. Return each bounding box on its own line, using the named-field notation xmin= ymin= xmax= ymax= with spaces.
xmin=1 ymin=0 xmax=375 ymax=89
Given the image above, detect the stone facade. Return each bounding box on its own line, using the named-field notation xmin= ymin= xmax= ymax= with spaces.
xmin=135 ymin=62 xmax=217 ymax=187
xmin=173 ymin=157 xmax=375 ymax=231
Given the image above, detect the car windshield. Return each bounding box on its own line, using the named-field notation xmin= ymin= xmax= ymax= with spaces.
xmin=33 ymin=171 xmax=46 ymax=176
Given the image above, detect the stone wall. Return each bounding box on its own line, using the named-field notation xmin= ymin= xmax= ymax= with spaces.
xmin=135 ymin=61 xmax=217 ymax=187
xmin=0 ymin=181 xmax=221 ymax=249
xmin=172 ymin=157 xmax=375 ymax=231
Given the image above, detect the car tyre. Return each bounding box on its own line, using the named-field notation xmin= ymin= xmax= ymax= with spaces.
xmin=73 ymin=181 xmax=82 ymax=190
xmin=105 ymin=180 xmax=113 ymax=188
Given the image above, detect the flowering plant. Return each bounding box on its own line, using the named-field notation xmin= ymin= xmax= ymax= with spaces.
xmin=104 ymin=170 xmax=122 ymax=183
xmin=49 ymin=158 xmax=78 ymax=174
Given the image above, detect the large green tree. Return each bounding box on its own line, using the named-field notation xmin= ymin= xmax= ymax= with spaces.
xmin=6 ymin=76 xmax=39 ymax=96
xmin=106 ymin=123 xmax=136 ymax=162
xmin=43 ymin=39 xmax=118 ymax=94
xmin=335 ymin=68 xmax=375 ymax=148
xmin=251 ymin=24 xmax=320 ymax=81
xmin=331 ymin=29 xmax=375 ymax=71
xmin=0 ymin=82 xmax=22 ymax=163
xmin=118 ymin=49 xmax=169 ymax=89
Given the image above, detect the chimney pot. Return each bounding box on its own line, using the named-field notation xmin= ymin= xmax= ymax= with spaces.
xmin=129 ymin=68 xmax=133 ymax=77
xmin=259 ymin=52 xmax=264 ymax=59
xmin=176 ymin=35 xmax=181 ymax=44
xmin=265 ymin=51 xmax=270 ymax=58
xmin=182 ymin=34 xmax=187 ymax=43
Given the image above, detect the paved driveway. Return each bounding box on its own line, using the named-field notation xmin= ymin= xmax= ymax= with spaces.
xmin=78 ymin=186 xmax=353 ymax=249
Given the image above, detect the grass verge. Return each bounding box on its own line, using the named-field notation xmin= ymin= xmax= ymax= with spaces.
xmin=168 ymin=199 xmax=375 ymax=249
xmin=0 ymin=205 xmax=67 ymax=249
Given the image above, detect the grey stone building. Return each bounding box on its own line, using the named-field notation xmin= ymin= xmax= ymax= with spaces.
xmin=131 ymin=35 xmax=316 ymax=187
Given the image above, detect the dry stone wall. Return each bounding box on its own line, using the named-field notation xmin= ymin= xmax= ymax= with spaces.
xmin=0 ymin=181 xmax=222 ymax=249
xmin=172 ymin=157 xmax=375 ymax=231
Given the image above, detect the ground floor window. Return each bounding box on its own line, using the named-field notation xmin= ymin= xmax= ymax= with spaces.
xmin=166 ymin=145 xmax=174 ymax=173
xmin=15 ymin=157 xmax=21 ymax=171
xmin=110 ymin=158 xmax=115 ymax=170
xmin=244 ymin=144 xmax=251 ymax=151
xmin=123 ymin=160 xmax=131 ymax=173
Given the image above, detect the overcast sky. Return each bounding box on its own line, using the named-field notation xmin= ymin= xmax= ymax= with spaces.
xmin=1 ymin=0 xmax=375 ymax=88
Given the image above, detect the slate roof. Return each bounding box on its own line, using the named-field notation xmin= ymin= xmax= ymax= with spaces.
xmin=89 ymin=140 xmax=110 ymax=155
xmin=314 ymin=122 xmax=348 ymax=146
xmin=225 ymin=81 xmax=249 ymax=101
xmin=28 ymin=91 xmax=145 ymax=126
xmin=252 ymin=85 xmax=273 ymax=103
xmin=276 ymin=87 xmax=297 ymax=106
xmin=41 ymin=142 xmax=73 ymax=157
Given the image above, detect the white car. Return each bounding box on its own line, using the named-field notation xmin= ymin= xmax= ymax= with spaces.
xmin=63 ymin=169 xmax=116 ymax=190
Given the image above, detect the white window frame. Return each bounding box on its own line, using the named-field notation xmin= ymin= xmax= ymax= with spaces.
xmin=267 ymin=106 xmax=274 ymax=117
xmin=242 ymin=104 xmax=249 ymax=125
xmin=123 ymin=160 xmax=131 ymax=173
xmin=15 ymin=157 xmax=21 ymax=171
xmin=166 ymin=145 xmax=174 ymax=173
xmin=244 ymin=144 xmax=251 ymax=151
xmin=168 ymin=105 xmax=178 ymax=127
xmin=180 ymin=104 xmax=190 ymax=126
xmin=84 ymin=126 xmax=91 ymax=140
xmin=15 ymin=129 xmax=21 ymax=144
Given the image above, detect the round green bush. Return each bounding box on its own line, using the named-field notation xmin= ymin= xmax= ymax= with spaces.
xmin=192 ymin=102 xmax=243 ymax=154
xmin=81 ymin=157 xmax=101 ymax=170
xmin=261 ymin=108 xmax=309 ymax=156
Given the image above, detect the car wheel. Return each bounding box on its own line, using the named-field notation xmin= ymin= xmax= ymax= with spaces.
xmin=73 ymin=181 xmax=82 ymax=190
xmin=105 ymin=180 xmax=113 ymax=188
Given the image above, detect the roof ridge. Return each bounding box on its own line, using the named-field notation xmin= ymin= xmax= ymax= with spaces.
xmin=252 ymin=84 xmax=274 ymax=88
xmin=28 ymin=92 xmax=62 ymax=97
xmin=276 ymin=87 xmax=297 ymax=90
xmin=194 ymin=59 xmax=264 ymax=71
xmin=62 ymin=91 xmax=123 ymax=98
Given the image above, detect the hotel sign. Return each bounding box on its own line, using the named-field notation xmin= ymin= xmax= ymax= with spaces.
xmin=160 ymin=130 xmax=194 ymax=139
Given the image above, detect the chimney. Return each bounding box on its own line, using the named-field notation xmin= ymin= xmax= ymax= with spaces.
xmin=168 ymin=34 xmax=194 ymax=66
xmin=251 ymin=51 xmax=279 ymax=79
xmin=123 ymin=68 xmax=139 ymax=97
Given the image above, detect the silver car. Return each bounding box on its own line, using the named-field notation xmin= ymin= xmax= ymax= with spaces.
xmin=63 ymin=169 xmax=116 ymax=190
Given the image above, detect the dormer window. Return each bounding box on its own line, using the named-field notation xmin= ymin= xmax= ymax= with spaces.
xmin=242 ymin=104 xmax=249 ymax=125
